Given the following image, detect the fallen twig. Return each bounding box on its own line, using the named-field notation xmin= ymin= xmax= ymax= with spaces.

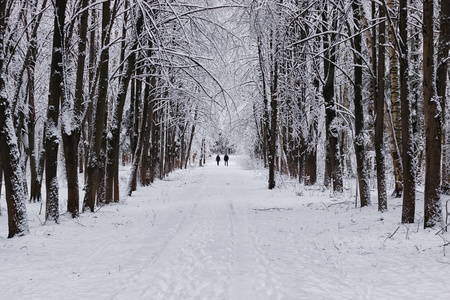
xmin=94 ymin=203 xmax=106 ymax=213
xmin=328 ymin=201 xmax=353 ymax=207
xmin=253 ymin=207 xmax=293 ymax=212
xmin=422 ymin=242 xmax=450 ymax=251
xmin=383 ymin=226 xmax=400 ymax=244
xmin=435 ymin=222 xmax=450 ymax=235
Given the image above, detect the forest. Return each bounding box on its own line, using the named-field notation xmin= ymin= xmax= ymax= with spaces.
xmin=0 ymin=0 xmax=449 ymax=239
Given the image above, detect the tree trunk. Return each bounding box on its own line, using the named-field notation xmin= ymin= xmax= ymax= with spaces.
xmin=423 ymin=0 xmax=442 ymax=228
xmin=352 ymin=0 xmax=371 ymax=207
xmin=184 ymin=108 xmax=197 ymax=169
xmin=257 ymin=35 xmax=269 ymax=168
xmin=268 ymin=35 xmax=278 ymax=190
xmin=96 ymin=114 xmax=108 ymax=205
xmin=44 ymin=0 xmax=67 ymax=222
xmin=27 ymin=44 xmax=40 ymax=203
xmin=387 ymin=0 xmax=403 ymax=197
xmin=199 ymin=137 xmax=204 ymax=167
xmin=127 ymin=71 xmax=154 ymax=197
xmin=140 ymin=79 xmax=152 ymax=186
xmin=105 ymin=8 xmax=143 ymax=203
xmin=322 ymin=7 xmax=342 ymax=193
xmin=399 ymin=0 xmax=416 ymax=223
xmin=150 ymin=100 xmax=160 ymax=183
xmin=437 ymin=0 xmax=450 ymax=192
xmin=0 ymin=0 xmax=30 ymax=238
xmin=376 ymin=4 xmax=388 ymax=212
xmin=62 ymin=0 xmax=89 ymax=218
xmin=0 ymin=121 xmax=29 ymax=238
xmin=84 ymin=1 xmax=97 ymax=183
xmin=83 ymin=0 xmax=111 ymax=212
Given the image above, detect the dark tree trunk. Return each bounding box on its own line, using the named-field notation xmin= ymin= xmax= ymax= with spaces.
xmin=159 ymin=113 xmax=165 ymax=178
xmin=105 ymin=8 xmax=143 ymax=203
xmin=199 ymin=137 xmax=204 ymax=167
xmin=96 ymin=115 xmax=108 ymax=205
xmin=304 ymin=146 xmax=317 ymax=185
xmin=62 ymin=0 xmax=89 ymax=218
xmin=44 ymin=0 xmax=67 ymax=222
xmin=0 ymin=165 xmax=2 ymax=207
xmin=352 ymin=0 xmax=371 ymax=207
xmin=322 ymin=7 xmax=342 ymax=193
xmin=0 ymin=124 xmax=29 ymax=238
xmin=0 ymin=0 xmax=29 ymax=238
xmin=132 ymin=68 xmax=143 ymax=159
xmin=375 ymin=4 xmax=388 ymax=212
xmin=423 ymin=0 xmax=442 ymax=228
xmin=140 ymin=78 xmax=152 ymax=186
xmin=83 ymin=0 xmax=111 ymax=212
xmin=27 ymin=46 xmax=40 ymax=203
xmin=184 ymin=109 xmax=197 ymax=169
xmin=150 ymin=100 xmax=160 ymax=183
xmin=400 ymin=0 xmax=416 ymax=223
xmin=257 ymin=35 xmax=269 ymax=168
xmin=268 ymin=30 xmax=279 ymax=190
xmin=84 ymin=2 xmax=97 ymax=183
xmin=437 ymin=0 xmax=450 ymax=192
xmin=267 ymin=79 xmax=278 ymax=189
xmin=127 ymin=70 xmax=154 ymax=197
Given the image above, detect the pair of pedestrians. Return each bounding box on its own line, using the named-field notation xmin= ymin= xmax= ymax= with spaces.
xmin=216 ymin=154 xmax=229 ymax=166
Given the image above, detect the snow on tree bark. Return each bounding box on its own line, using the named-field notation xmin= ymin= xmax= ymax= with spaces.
xmin=44 ymin=0 xmax=67 ymax=223
xmin=61 ymin=0 xmax=89 ymax=218
xmin=0 ymin=84 xmax=30 ymax=238
xmin=352 ymin=0 xmax=371 ymax=207
xmin=376 ymin=4 xmax=388 ymax=212
xmin=437 ymin=0 xmax=450 ymax=192
xmin=322 ymin=4 xmax=342 ymax=194
xmin=423 ymin=0 xmax=442 ymax=228
xmin=0 ymin=0 xmax=29 ymax=237
xmin=83 ymin=0 xmax=112 ymax=212
xmin=106 ymin=7 xmax=143 ymax=203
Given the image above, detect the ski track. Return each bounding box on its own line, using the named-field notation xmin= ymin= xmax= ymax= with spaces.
xmin=3 ymin=158 xmax=450 ymax=299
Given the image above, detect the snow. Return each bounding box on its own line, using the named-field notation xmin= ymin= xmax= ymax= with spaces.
xmin=2 ymin=156 xmax=450 ymax=299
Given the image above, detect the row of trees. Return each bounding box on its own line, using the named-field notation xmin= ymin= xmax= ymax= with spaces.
xmin=1 ymin=0 xmax=449 ymax=237
xmin=0 ymin=0 xmax=230 ymax=238
xmin=249 ymin=0 xmax=449 ymax=228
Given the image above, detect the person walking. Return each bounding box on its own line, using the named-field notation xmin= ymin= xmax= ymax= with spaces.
xmin=224 ymin=154 xmax=229 ymax=166
xmin=216 ymin=154 xmax=221 ymax=166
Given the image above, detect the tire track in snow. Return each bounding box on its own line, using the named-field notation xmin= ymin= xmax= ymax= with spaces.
xmin=112 ymin=170 xmax=234 ymax=299
xmin=111 ymin=162 xmax=295 ymax=299
xmin=227 ymin=199 xmax=258 ymax=299
xmin=111 ymin=185 xmax=205 ymax=299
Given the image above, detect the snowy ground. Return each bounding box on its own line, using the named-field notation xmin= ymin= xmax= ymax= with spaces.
xmin=2 ymin=157 xmax=450 ymax=299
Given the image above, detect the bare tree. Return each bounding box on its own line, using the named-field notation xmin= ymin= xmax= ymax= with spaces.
xmin=83 ymin=0 xmax=113 ymax=212
xmin=352 ymin=0 xmax=371 ymax=207
xmin=0 ymin=0 xmax=29 ymax=238
xmin=44 ymin=0 xmax=67 ymax=222
xmin=423 ymin=0 xmax=442 ymax=228
xmin=105 ymin=4 xmax=143 ymax=203
xmin=60 ymin=0 xmax=89 ymax=218
xmin=437 ymin=0 xmax=450 ymax=192
xmin=398 ymin=0 xmax=415 ymax=223
xmin=376 ymin=3 xmax=388 ymax=212
xmin=322 ymin=2 xmax=343 ymax=193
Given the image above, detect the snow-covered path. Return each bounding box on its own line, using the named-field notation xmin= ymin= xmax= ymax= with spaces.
xmin=2 ymin=158 xmax=450 ymax=299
